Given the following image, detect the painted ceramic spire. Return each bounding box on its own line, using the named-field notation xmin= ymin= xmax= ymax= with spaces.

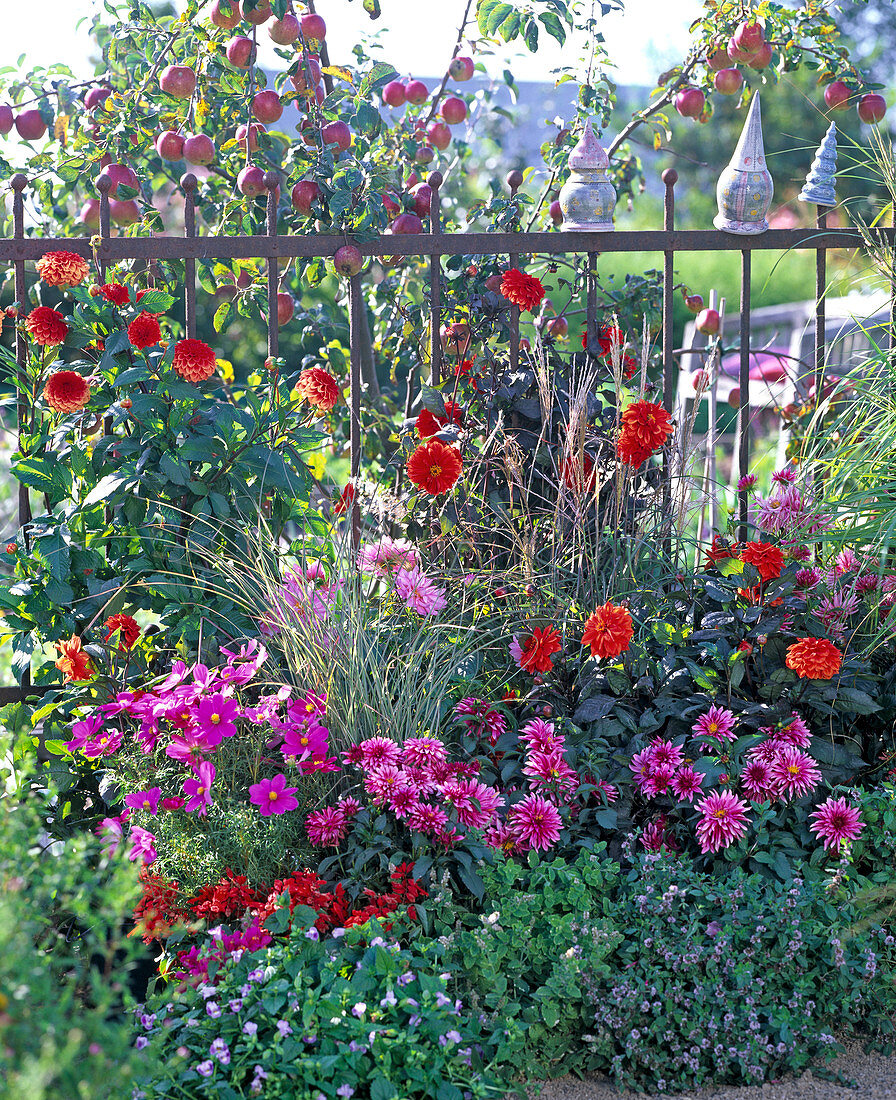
xmin=559 ymin=120 xmax=617 ymax=232
xmin=714 ymin=94 xmax=774 ymax=235
xmin=799 ymin=123 xmax=838 ymax=206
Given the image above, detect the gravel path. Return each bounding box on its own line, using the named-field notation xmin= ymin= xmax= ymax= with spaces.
xmin=518 ymin=1034 xmax=896 ymax=1099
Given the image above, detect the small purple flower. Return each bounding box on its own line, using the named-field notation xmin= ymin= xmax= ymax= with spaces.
xmin=135 ymin=1036 xmax=149 ymax=1050
xmin=243 ymin=1021 xmax=258 ymax=1037
xmin=196 ymin=1060 xmax=214 ymax=1078
xmin=209 ymin=1038 xmax=230 ymax=1065
xmin=228 ymin=998 xmax=243 ymax=1013
xmin=305 ymin=927 xmax=319 ymax=940
xmin=380 ymin=991 xmax=397 ymax=1007
xmin=276 ymin=1020 xmax=292 ymax=1037
xmin=206 ymin=1002 xmax=221 ymax=1019
xmin=139 ymin=1013 xmax=156 ymax=1030
xmin=247 ymin=968 xmax=264 ymax=983
xmin=336 ymin=1086 xmax=355 ymax=1099
xmin=351 ymin=1003 xmax=366 ymax=1018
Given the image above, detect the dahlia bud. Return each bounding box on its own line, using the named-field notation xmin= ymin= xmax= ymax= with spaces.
xmin=756 ymin=634 xmax=768 ymax=646
xmin=88 ymin=284 xmax=103 ymax=297
xmin=121 ymin=398 xmax=133 ymax=410
xmin=5 ymin=543 xmax=16 ymax=554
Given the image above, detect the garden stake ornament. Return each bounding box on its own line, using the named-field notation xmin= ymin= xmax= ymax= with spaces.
xmin=558 ymin=120 xmax=617 ymax=232
xmin=799 ymin=122 xmax=838 ymax=206
xmin=714 ymin=93 xmax=774 ymax=235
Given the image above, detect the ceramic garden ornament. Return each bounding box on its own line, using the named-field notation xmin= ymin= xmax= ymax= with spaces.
xmin=714 ymin=94 xmax=774 ymax=235
xmin=559 ymin=121 xmax=617 ymax=232
xmin=798 ymin=123 xmax=838 ymax=206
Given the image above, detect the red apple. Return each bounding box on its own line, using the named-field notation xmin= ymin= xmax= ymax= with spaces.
xmin=484 ymin=274 xmax=502 ymax=292
xmin=237 ymin=165 xmax=266 ymax=197
xmin=732 ymin=21 xmax=765 ymax=57
xmin=321 ymin=120 xmax=351 ymax=151
xmin=448 ymin=55 xmax=475 ymax=81
xmin=80 ymin=199 xmax=100 ymax=228
xmin=728 ymin=37 xmax=758 ymax=64
xmin=706 ymin=44 xmax=731 ymax=71
xmin=691 ymin=369 xmax=709 ymax=390
xmin=824 ymin=80 xmax=852 ymax=111
xmin=382 ymin=191 xmax=401 ymax=218
xmin=409 ymin=182 xmax=433 ymax=216
xmin=549 ymin=200 xmax=562 ymax=226
xmin=160 ymin=64 xmax=196 ymax=99
xmin=749 ymin=41 xmax=773 ymax=69
xmin=696 ymin=308 xmax=720 ymax=335
xmin=269 ymin=13 xmax=301 ymax=44
xmin=252 ymin=90 xmax=283 ymax=123
xmin=291 ymin=178 xmax=320 ymax=214
xmin=544 ymin=316 xmax=568 ymax=338
xmin=155 ymin=130 xmax=185 ymax=161
xmin=300 ymin=13 xmax=326 ymax=42
xmin=236 ymin=122 xmax=265 ymax=150
xmin=728 ymin=387 xmax=741 ymax=410
xmin=674 ymin=87 xmax=705 ymax=118
xmin=298 ymin=118 xmax=316 ymax=146
xmin=713 ymin=68 xmax=743 ymax=95
xmin=334 ymin=244 xmax=363 ymax=277
xmin=392 ymin=213 xmax=423 ymax=234
xmin=14 ymin=110 xmax=47 ymax=142
xmin=105 ymin=162 xmax=139 ymax=198
xmin=383 ymin=80 xmax=407 ymax=108
xmin=110 ymin=199 xmax=141 ymax=226
xmin=441 ymin=96 xmax=467 ymax=125
xmin=210 ymin=0 xmax=241 ymax=28
xmin=84 ymin=85 xmax=111 ymax=111
xmin=441 ymin=321 xmax=470 ymax=353
xmin=858 ymin=92 xmax=887 ymax=124
xmin=427 ymin=121 xmax=451 ymax=149
xmin=415 ymin=144 xmax=435 ymax=165
xmin=0 ymin=105 xmax=14 ymax=134
xmin=277 ymin=292 xmax=295 ymax=325
xmin=226 ymin=36 xmax=256 ymax=69
xmin=405 ymin=79 xmax=428 ymax=105
xmin=405 ymin=171 xmax=419 ymax=189
xmin=291 ymin=56 xmax=322 ymax=94
xmin=684 ymin=293 xmax=704 ymax=313
xmin=240 ymin=0 xmax=272 ymax=24
xmin=183 ymin=133 xmax=215 ymax=165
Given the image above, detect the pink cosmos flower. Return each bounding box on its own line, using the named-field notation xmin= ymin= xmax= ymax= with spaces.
xmin=193 ymin=693 xmax=240 ymax=743
xmin=647 ymin=740 xmax=685 ymax=770
xmin=66 ymin=714 xmax=104 ymax=752
xmin=249 ymin=773 xmax=300 ymax=817
xmin=183 ymin=761 xmax=216 ymax=816
xmin=128 ymin=825 xmax=158 ymax=864
xmin=809 ymin=796 xmax=865 ymax=851
xmin=166 ymin=728 xmax=219 ymax=768
xmin=305 ymin=806 xmax=348 ymax=847
xmin=507 ymin=793 xmax=563 ymax=851
xmin=96 ymin=815 xmax=124 ymax=858
xmin=691 ymin=705 xmax=737 ymax=743
xmin=769 ymin=745 xmax=821 ymax=800
xmin=394 ymin=567 xmax=447 ymax=616
xmin=357 ymin=736 xmax=401 ymax=768
xmin=281 ymin=719 xmax=330 ymax=761
xmin=670 ymin=766 xmax=704 ymax=802
xmin=357 ymin=536 xmax=419 ymax=577
xmin=82 ymin=729 xmax=124 ymax=758
xmin=694 ymin=791 xmax=750 ymax=853
xmin=741 ymin=759 xmax=775 ymax=801
xmin=508 ymin=636 xmax=525 ymax=670
xmin=403 ymin=736 xmax=448 ymax=771
xmin=519 ymin=718 xmax=560 ymax=753
xmin=124 ymin=787 xmax=162 ymax=816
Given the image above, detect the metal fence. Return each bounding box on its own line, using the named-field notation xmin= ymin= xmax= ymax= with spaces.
xmin=1 ymin=165 xmax=894 ymax=701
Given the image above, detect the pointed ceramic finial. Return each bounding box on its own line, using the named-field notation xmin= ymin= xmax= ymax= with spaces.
xmin=713 ymin=93 xmax=774 ymax=235
xmin=799 ymin=123 xmax=838 ymax=206
xmin=558 ymin=119 xmax=616 ymax=232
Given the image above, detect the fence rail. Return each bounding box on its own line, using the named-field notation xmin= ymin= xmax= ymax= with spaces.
xmin=2 ymin=168 xmax=895 ymax=702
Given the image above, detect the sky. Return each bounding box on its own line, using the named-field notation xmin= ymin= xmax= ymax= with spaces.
xmin=0 ymin=0 xmax=703 ymax=88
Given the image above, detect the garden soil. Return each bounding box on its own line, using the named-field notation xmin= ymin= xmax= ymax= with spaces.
xmin=517 ymin=1034 xmax=896 ymax=1100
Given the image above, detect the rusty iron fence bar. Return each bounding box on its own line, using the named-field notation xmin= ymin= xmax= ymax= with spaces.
xmin=737 ymin=248 xmax=752 ymax=540
xmin=1 ymin=227 xmax=890 ymax=263
xmin=661 ymin=170 xmax=677 ymax=416
xmin=814 ymin=207 xmax=827 ymax=400
xmin=265 ymin=173 xmax=279 ymax=361
xmin=347 ymin=273 xmax=363 ymax=550
xmin=182 ymin=173 xmax=198 ymax=339
xmin=429 ymin=171 xmax=443 ymax=387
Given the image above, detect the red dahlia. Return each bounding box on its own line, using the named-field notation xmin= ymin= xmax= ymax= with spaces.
xmin=43 ymin=370 xmax=91 ymax=413
xmin=785 ymin=637 xmax=842 ymax=680
xmin=416 ymin=399 xmax=464 ymax=438
xmin=582 ymin=602 xmax=634 ymax=659
xmin=406 ymin=438 xmax=463 ymax=495
xmin=55 ymin=636 xmax=95 ymax=683
xmin=104 ymin=612 xmax=141 ymax=651
xmin=99 ymin=282 xmax=131 ymax=306
xmin=518 ymin=626 xmax=563 ymax=674
xmin=500 ymin=268 xmax=545 ymax=313
xmin=172 ymin=338 xmax=216 ymax=383
xmin=25 ymin=306 xmax=68 ymax=346
xmin=740 ymin=540 xmax=785 ymax=582
xmin=127 ymin=310 xmax=162 ymax=350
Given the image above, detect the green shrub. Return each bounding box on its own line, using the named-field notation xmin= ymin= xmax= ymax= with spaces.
xmin=137 ymin=909 xmax=506 ymax=1100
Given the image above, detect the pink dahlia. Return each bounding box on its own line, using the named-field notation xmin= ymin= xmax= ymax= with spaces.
xmin=775 ymin=713 xmax=812 ymax=750
xmin=647 ymin=740 xmax=685 ymax=770
xmin=364 ymin=764 xmax=408 ymax=804
xmin=387 ymin=786 xmax=421 ymax=819
xmin=518 ymin=718 xmax=560 ymax=754
xmin=695 ymin=790 xmax=750 ymax=853
xmin=403 ymin=736 xmax=448 ymax=770
xmin=643 ymin=764 xmax=675 ymax=799
xmin=594 ymin=779 xmax=618 ymax=803
xmin=769 ymin=745 xmax=821 ymax=800
xmin=483 ymin=819 xmax=520 ymax=854
xmin=357 ymin=536 xmax=419 ymax=577
xmin=741 ymin=759 xmax=775 ymax=802
xmin=691 ymin=705 xmax=737 ymax=743
xmin=508 ymin=793 xmax=563 ymax=851
xmin=356 ymin=736 xmax=401 ymax=768
xmin=454 ymin=698 xmax=507 ymax=745
xmin=809 ymin=796 xmax=864 ymax=851
xmin=394 ymin=566 xmax=447 ymax=616
xmin=305 ymin=806 xmax=348 ymax=847
xmin=670 ymin=766 xmax=704 ymax=803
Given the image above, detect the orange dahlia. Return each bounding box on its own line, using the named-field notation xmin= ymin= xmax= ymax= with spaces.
xmin=740 ymin=540 xmax=785 ymax=582
xmin=127 ymin=310 xmax=162 ymax=350
xmin=99 ymin=282 xmax=130 ymax=306
xmin=581 ymin=602 xmax=634 ymax=659
xmin=55 ymin=636 xmax=96 ymax=683
xmin=296 ymin=366 xmax=340 ymax=413
xmin=616 ymin=400 xmax=673 ymax=467
xmin=785 ymin=637 xmax=842 ymax=680
xmin=25 ymin=306 xmax=68 ymax=346
xmin=500 ymin=268 xmax=545 ymax=313
xmin=43 ymin=370 xmax=91 ymax=413
xmin=518 ymin=626 xmax=562 ymax=674
xmin=406 ymin=438 xmax=463 ymax=495
xmin=416 ymin=399 xmax=464 ymax=439
xmin=172 ymin=338 xmax=216 ymax=383
xmin=104 ymin=612 xmax=141 ymax=651
xmin=36 ymin=250 xmax=90 ymax=288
